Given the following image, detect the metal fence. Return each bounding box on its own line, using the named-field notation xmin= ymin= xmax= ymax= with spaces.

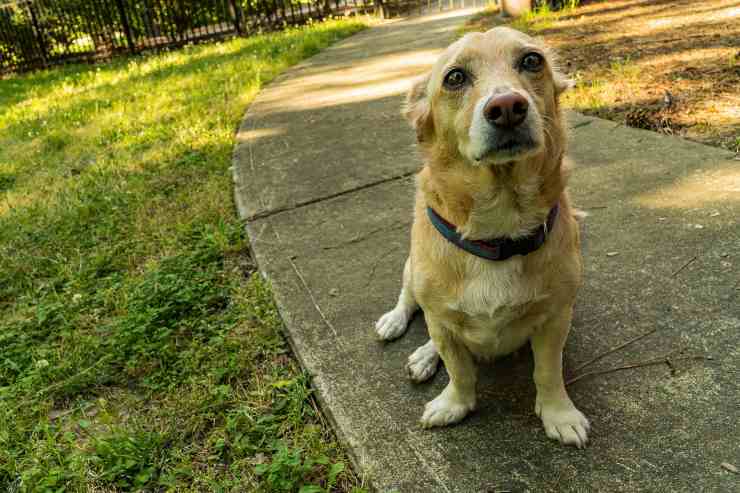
xmin=0 ymin=0 xmax=489 ymax=74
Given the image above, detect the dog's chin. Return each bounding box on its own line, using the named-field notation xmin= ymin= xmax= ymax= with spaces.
xmin=471 ymin=136 xmax=542 ymax=165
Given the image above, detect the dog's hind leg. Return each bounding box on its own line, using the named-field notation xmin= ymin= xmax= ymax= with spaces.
xmin=406 ymin=338 xmax=440 ymax=382
xmin=375 ymin=256 xmax=418 ymax=340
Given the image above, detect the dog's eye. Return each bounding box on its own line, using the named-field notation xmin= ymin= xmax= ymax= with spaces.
xmin=520 ymin=52 xmax=544 ymax=72
xmin=443 ymin=68 xmax=468 ymax=90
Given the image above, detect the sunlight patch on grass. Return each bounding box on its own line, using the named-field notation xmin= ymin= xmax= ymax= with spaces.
xmin=563 ymin=58 xmax=641 ymax=113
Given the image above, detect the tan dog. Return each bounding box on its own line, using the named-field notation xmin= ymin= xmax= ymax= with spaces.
xmin=375 ymin=27 xmax=589 ymax=447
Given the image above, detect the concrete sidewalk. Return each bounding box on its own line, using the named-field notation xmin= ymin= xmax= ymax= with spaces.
xmin=233 ymin=10 xmax=739 ymax=492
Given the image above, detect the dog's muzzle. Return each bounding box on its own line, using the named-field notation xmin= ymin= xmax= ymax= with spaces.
xmin=468 ymin=90 xmax=540 ymax=163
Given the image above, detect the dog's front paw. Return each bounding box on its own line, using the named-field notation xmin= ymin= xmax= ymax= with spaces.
xmin=536 ymin=399 xmax=590 ymax=448
xmin=420 ymin=387 xmax=475 ymax=428
xmin=375 ymin=307 xmax=410 ymax=340
xmin=406 ymin=341 xmax=439 ymax=382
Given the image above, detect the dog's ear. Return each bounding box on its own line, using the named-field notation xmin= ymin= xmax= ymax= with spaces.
xmin=403 ymin=73 xmax=434 ymax=143
xmin=554 ymin=72 xmax=574 ymax=96
xmin=547 ymin=50 xmax=573 ymax=96
xmin=541 ymin=45 xmax=573 ymax=96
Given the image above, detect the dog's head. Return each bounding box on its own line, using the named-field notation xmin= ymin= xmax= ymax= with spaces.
xmin=405 ymin=27 xmax=570 ymax=165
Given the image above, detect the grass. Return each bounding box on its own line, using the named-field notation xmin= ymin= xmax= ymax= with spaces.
xmin=563 ymin=57 xmax=641 ymax=113
xmin=509 ymin=3 xmax=558 ymax=32
xmin=461 ymin=2 xmax=580 ymax=35
xmin=462 ymin=0 xmax=740 ymax=151
xmin=503 ymin=4 xmax=649 ymax=121
xmin=509 ymin=1 xmax=579 ymax=33
xmin=487 ymin=4 xmax=654 ymax=120
xmin=0 ymin=18 xmax=368 ymax=493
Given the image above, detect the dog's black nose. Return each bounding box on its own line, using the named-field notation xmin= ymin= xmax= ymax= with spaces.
xmin=484 ymin=92 xmax=529 ymax=128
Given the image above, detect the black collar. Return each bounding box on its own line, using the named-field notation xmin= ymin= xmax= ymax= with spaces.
xmin=426 ymin=204 xmax=559 ymax=261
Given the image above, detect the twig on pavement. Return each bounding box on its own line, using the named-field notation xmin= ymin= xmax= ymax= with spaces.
xmin=570 ymin=327 xmax=658 ymax=374
xmin=671 ymin=256 xmax=698 ymax=277
xmin=566 ymin=354 xmax=713 ymax=386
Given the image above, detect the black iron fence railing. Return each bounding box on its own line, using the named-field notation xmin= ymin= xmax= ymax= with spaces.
xmin=0 ymin=0 xmax=492 ymax=74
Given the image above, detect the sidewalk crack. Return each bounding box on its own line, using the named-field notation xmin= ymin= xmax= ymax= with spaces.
xmin=244 ymin=169 xmax=418 ymax=222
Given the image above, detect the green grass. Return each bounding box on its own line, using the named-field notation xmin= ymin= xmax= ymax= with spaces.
xmin=0 ymin=19 xmax=368 ymax=493
xmin=509 ymin=3 xmax=557 ymax=32
xmin=462 ymin=2 xmax=580 ymax=36
xmin=509 ymin=1 xmax=579 ymax=33
xmin=562 ymin=57 xmax=641 ymax=113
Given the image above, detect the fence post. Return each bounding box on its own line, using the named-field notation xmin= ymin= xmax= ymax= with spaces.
xmin=229 ymin=0 xmax=242 ymax=35
xmin=26 ymin=1 xmax=48 ymax=68
xmin=114 ymin=0 xmax=136 ymax=54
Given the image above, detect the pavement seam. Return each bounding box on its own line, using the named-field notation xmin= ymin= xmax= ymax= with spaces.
xmin=286 ymin=254 xmax=341 ymax=342
xmin=241 ymin=169 xmax=419 ymax=222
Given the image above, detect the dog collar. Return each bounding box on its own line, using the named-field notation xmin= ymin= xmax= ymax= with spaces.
xmin=426 ymin=204 xmax=559 ymax=261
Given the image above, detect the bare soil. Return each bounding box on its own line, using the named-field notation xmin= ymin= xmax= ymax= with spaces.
xmin=466 ymin=0 xmax=740 ymax=152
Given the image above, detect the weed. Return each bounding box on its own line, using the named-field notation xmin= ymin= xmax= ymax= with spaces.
xmin=563 ymin=79 xmax=609 ymax=112
xmin=608 ymin=56 xmax=640 ymax=80
xmin=254 ymin=441 xmax=347 ymax=492
xmin=90 ymin=429 xmax=167 ymax=489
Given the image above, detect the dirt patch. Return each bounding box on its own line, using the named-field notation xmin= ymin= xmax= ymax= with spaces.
xmin=465 ymin=0 xmax=740 ymax=152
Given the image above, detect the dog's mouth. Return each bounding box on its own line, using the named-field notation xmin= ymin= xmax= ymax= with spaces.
xmin=473 ymin=130 xmax=539 ymax=163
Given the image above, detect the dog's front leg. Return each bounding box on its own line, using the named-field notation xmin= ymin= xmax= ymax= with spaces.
xmin=531 ymin=307 xmax=590 ymax=447
xmin=376 ymin=257 xmax=418 ymax=340
xmin=420 ymin=318 xmax=477 ymax=428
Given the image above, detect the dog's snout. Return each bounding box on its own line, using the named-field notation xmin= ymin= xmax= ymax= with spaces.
xmin=483 ymin=92 xmax=529 ymax=128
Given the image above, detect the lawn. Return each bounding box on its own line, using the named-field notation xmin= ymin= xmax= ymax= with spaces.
xmin=0 ymin=19 xmax=368 ymax=492
xmin=464 ymin=0 xmax=740 ymax=153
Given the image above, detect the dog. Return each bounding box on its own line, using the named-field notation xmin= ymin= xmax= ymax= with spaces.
xmin=375 ymin=26 xmax=589 ymax=447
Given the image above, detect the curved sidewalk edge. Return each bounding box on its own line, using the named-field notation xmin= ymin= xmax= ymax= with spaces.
xmin=232 ymin=11 xmax=740 ymax=493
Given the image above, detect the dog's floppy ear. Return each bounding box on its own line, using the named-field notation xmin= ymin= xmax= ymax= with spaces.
xmin=547 ymin=49 xmax=573 ymax=96
xmin=554 ymin=72 xmax=574 ymax=96
xmin=403 ymin=73 xmax=434 ymax=143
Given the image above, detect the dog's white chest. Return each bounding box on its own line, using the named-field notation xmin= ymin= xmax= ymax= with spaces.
xmin=447 ymin=258 xmax=535 ymax=317
xmin=446 ymin=258 xmax=547 ymax=356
